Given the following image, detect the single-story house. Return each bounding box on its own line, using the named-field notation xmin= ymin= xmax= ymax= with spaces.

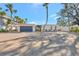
xmin=0 ymin=16 xmax=36 ymax=32
xmin=17 ymin=24 xmax=56 ymax=32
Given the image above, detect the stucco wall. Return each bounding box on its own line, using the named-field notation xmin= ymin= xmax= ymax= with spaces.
xmin=0 ymin=17 xmax=4 ymax=27
xmin=41 ymin=25 xmax=69 ymax=32
xmin=0 ymin=16 xmax=11 ymax=29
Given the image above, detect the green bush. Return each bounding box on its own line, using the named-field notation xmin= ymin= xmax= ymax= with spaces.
xmin=70 ymin=26 xmax=79 ymax=32
xmin=0 ymin=29 xmax=7 ymax=32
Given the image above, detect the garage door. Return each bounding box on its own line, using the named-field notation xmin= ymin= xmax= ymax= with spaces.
xmin=20 ymin=26 xmax=33 ymax=32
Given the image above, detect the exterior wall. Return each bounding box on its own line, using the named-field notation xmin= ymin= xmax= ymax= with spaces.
xmin=0 ymin=17 xmax=4 ymax=28
xmin=32 ymin=25 xmax=36 ymax=32
xmin=51 ymin=25 xmax=56 ymax=31
xmin=0 ymin=16 xmax=11 ymax=29
xmin=41 ymin=25 xmax=69 ymax=32
xmin=41 ymin=25 xmax=44 ymax=31
xmin=17 ymin=26 xmax=20 ymax=32
xmin=45 ymin=25 xmax=52 ymax=31
xmin=17 ymin=25 xmax=70 ymax=32
xmin=17 ymin=24 xmax=36 ymax=32
xmin=42 ymin=25 xmax=56 ymax=31
xmin=41 ymin=25 xmax=52 ymax=31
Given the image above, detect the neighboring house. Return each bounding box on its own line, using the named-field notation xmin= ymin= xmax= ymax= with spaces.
xmin=41 ymin=25 xmax=57 ymax=32
xmin=0 ymin=16 xmax=11 ymax=29
xmin=41 ymin=25 xmax=69 ymax=32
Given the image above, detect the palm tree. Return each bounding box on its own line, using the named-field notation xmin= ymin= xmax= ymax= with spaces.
xmin=19 ymin=19 xmax=25 ymax=24
xmin=25 ymin=18 xmax=28 ymax=22
xmin=0 ymin=11 xmax=6 ymax=28
xmin=0 ymin=7 xmax=2 ymax=11
xmin=5 ymin=3 xmax=17 ymax=31
xmin=14 ymin=16 xmax=20 ymax=23
xmin=43 ymin=3 xmax=49 ymax=31
xmin=0 ymin=11 xmax=6 ymax=16
xmin=5 ymin=3 xmax=17 ymax=24
xmin=15 ymin=16 xmax=25 ymax=24
xmin=24 ymin=18 xmax=28 ymax=24
xmin=6 ymin=19 xmax=11 ymax=25
xmin=5 ymin=4 xmax=17 ymax=19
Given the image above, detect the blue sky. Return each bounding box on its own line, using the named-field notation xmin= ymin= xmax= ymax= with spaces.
xmin=0 ymin=3 xmax=63 ymax=25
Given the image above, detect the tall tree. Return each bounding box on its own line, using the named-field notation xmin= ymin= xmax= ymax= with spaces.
xmin=5 ymin=4 xmax=17 ymax=19
xmin=0 ymin=11 xmax=6 ymax=16
xmin=25 ymin=18 xmax=28 ymax=23
xmin=0 ymin=11 xmax=6 ymax=26
xmin=43 ymin=3 xmax=49 ymax=31
xmin=59 ymin=3 xmax=79 ymax=26
xmin=15 ymin=16 xmax=25 ymax=24
xmin=57 ymin=3 xmax=71 ymax=31
xmin=0 ymin=7 xmax=2 ymax=11
xmin=57 ymin=17 xmax=68 ymax=26
xmin=64 ymin=3 xmax=71 ymax=30
xmin=14 ymin=16 xmax=20 ymax=23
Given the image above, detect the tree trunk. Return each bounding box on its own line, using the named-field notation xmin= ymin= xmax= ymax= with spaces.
xmin=43 ymin=7 xmax=48 ymax=31
xmin=68 ymin=17 xmax=70 ymax=32
xmin=10 ymin=13 xmax=13 ymax=32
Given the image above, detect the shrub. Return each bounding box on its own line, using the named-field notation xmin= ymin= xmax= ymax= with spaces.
xmin=70 ymin=26 xmax=79 ymax=32
xmin=0 ymin=29 xmax=7 ymax=32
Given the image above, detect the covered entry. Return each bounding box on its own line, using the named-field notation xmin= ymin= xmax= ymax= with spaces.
xmin=20 ymin=26 xmax=33 ymax=32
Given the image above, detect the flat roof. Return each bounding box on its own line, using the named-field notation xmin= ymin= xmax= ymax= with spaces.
xmin=0 ymin=16 xmax=11 ymax=20
xmin=18 ymin=24 xmax=35 ymax=26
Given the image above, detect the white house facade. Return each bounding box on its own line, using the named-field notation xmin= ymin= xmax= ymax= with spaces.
xmin=0 ymin=16 xmax=11 ymax=29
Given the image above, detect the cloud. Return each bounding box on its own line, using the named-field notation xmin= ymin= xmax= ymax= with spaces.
xmin=31 ymin=3 xmax=42 ymax=8
xmin=54 ymin=16 xmax=59 ymax=20
xmin=49 ymin=14 xmax=59 ymax=19
xmin=29 ymin=21 xmax=37 ymax=24
xmin=49 ymin=14 xmax=57 ymax=18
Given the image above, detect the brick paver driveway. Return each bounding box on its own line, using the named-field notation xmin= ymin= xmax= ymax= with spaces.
xmin=0 ymin=32 xmax=79 ymax=56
